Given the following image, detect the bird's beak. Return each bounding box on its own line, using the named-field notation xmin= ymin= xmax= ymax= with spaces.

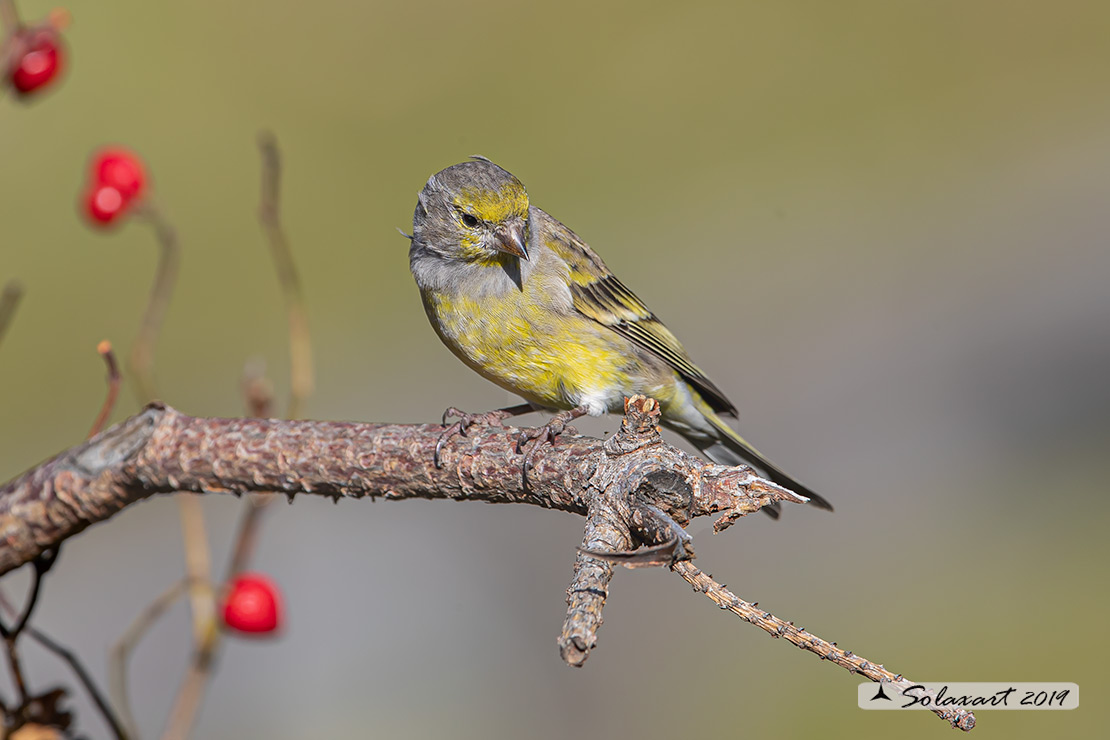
xmin=493 ymin=220 xmax=528 ymax=260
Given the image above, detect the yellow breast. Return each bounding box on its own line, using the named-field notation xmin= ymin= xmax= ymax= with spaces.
xmin=422 ymin=280 xmax=633 ymax=413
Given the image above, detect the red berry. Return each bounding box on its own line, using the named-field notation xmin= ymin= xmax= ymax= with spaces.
xmin=92 ymin=148 xmax=147 ymax=201
xmin=10 ymin=31 xmax=64 ymax=96
xmin=83 ymin=186 xmax=127 ymax=226
xmin=222 ymin=573 xmax=283 ymax=635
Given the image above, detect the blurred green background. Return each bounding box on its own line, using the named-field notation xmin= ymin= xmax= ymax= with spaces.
xmin=2 ymin=0 xmax=1108 ymax=737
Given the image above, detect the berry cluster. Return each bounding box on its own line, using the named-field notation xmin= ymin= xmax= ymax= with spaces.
xmin=81 ymin=148 xmax=147 ymax=226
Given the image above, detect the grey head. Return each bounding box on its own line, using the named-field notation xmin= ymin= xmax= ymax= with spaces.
xmin=410 ymin=159 xmax=530 ymax=265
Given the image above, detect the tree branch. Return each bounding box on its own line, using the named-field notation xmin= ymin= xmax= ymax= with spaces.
xmin=0 ymin=396 xmax=974 ymax=731
xmin=0 ymin=397 xmax=793 ymax=579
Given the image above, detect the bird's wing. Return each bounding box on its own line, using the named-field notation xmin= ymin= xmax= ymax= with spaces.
xmin=537 ymin=209 xmax=738 ymax=416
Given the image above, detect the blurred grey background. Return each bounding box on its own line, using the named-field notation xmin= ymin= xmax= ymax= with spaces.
xmin=1 ymin=0 xmax=1107 ymax=737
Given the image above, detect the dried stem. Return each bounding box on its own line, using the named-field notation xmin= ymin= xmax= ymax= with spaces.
xmin=2 ymin=581 xmax=123 ymax=736
xmin=161 ymin=135 xmax=315 ymax=738
xmin=165 ymin=492 xmax=278 ymax=740
xmin=109 ymin=579 xmax=189 ymax=740
xmin=0 ymin=566 xmax=41 ymax=640
xmin=23 ymin=624 xmax=128 ymax=740
xmin=256 ymin=131 xmax=313 ymax=420
xmin=121 ymin=200 xmax=218 ymax=740
xmin=88 ymin=341 xmax=122 ymax=439
xmin=4 ymin=637 xmax=27 ymax=706
xmin=161 ymin=660 xmax=209 ymax=740
xmin=241 ymin=361 xmax=275 ymax=419
xmin=0 ymin=553 xmax=57 ymax=733
xmin=0 ymin=280 xmax=24 ymax=349
xmin=128 ymin=202 xmax=179 ymax=406
xmin=0 ymin=0 xmax=20 ymax=35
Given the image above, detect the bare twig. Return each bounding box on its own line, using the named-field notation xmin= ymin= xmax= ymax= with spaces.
xmin=161 ymin=659 xmax=209 ymax=740
xmin=673 ymin=562 xmax=976 ymax=731
xmin=160 ymin=486 xmax=272 ymax=738
xmin=5 ymin=636 xmax=28 ymax=706
xmin=161 ymin=134 xmax=316 ymax=738
xmin=175 ymin=498 xmax=214 ymax=648
xmin=0 ymin=564 xmax=41 ymax=640
xmin=120 ymin=199 xmax=217 ymax=740
xmin=0 ymin=590 xmax=126 ymax=739
xmin=230 ymin=361 xmax=279 ymax=580
xmin=256 ymin=131 xmax=313 ymax=420
xmin=0 ymin=280 xmax=24 ymax=349
xmin=88 ymin=341 xmax=122 ymax=439
xmin=0 ymin=550 xmax=62 ymax=734
xmin=128 ymin=203 xmax=179 ymax=406
xmin=27 ymin=627 xmax=127 ymax=739
xmin=109 ymin=579 xmax=190 ymax=740
xmin=0 ymin=0 xmax=20 ymax=35
xmin=241 ymin=360 xmax=275 ymax=419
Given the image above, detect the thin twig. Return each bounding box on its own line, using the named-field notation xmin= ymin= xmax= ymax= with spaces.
xmin=128 ymin=203 xmax=179 ymax=406
xmin=161 ymin=135 xmax=312 ymax=740
xmin=159 ymin=133 xmax=316 ymax=737
xmin=109 ymin=579 xmax=190 ymax=740
xmin=0 ymin=588 xmax=128 ymax=739
xmin=124 ymin=200 xmax=218 ymax=738
xmin=0 ymin=0 xmax=20 ymax=35
xmin=225 ymin=500 xmax=271 ymax=582
xmin=241 ymin=360 xmax=275 ymax=419
xmin=26 ymin=625 xmax=129 ymax=739
xmin=2 ymin=566 xmax=41 ymax=640
xmin=257 ymin=131 xmax=313 ymax=420
xmin=0 ymin=280 xmax=24 ymax=349
xmin=0 ymin=556 xmax=50 ymax=731
xmin=233 ymin=361 xmax=280 ymax=579
xmin=88 ymin=341 xmax=122 ymax=439
xmin=672 ymin=562 xmax=976 ymax=731
xmin=5 ymin=637 xmax=27 ymax=706
xmin=173 ymin=488 xmax=277 ymax=740
xmin=161 ymin=659 xmax=210 ymax=740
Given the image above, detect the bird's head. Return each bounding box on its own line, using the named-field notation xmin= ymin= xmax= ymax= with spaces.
xmin=412 ymin=158 xmax=530 ymax=264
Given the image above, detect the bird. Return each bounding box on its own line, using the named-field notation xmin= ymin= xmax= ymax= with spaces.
xmin=407 ymin=157 xmax=832 ymax=517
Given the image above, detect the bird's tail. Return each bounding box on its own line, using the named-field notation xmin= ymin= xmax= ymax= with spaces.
xmin=694 ymin=412 xmax=834 ymax=519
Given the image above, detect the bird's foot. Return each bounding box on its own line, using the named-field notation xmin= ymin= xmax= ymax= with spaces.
xmin=434 ymin=403 xmax=533 ymax=468
xmin=515 ymin=406 xmax=589 ymax=489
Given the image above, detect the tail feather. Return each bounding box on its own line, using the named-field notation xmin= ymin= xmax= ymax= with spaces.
xmin=695 ymin=416 xmax=834 ymax=519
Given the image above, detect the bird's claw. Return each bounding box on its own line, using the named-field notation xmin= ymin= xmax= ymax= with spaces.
xmin=434 ymin=406 xmax=518 ymax=469
xmin=515 ymin=407 xmax=586 ymax=489
xmin=440 ymin=406 xmax=469 ymax=428
xmin=517 ymin=423 xmax=562 ymax=490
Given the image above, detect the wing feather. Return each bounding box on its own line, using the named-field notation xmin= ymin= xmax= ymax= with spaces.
xmin=538 ymin=208 xmax=737 ymax=416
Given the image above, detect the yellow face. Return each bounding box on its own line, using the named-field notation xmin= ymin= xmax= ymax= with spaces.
xmin=455 ymin=182 xmax=530 ymax=227
xmin=451 ymin=181 xmax=530 ymax=262
xmin=413 ymin=159 xmax=532 ymax=265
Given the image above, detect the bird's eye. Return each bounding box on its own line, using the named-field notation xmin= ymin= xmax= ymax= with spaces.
xmin=460 ymin=213 xmax=480 ymax=228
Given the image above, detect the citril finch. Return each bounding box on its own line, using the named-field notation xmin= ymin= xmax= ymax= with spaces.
xmin=408 ymin=158 xmax=832 ymax=517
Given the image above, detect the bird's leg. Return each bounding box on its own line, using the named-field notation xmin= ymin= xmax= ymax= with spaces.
xmin=516 ymin=405 xmax=590 ymax=489
xmin=434 ymin=403 xmax=535 ymax=468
